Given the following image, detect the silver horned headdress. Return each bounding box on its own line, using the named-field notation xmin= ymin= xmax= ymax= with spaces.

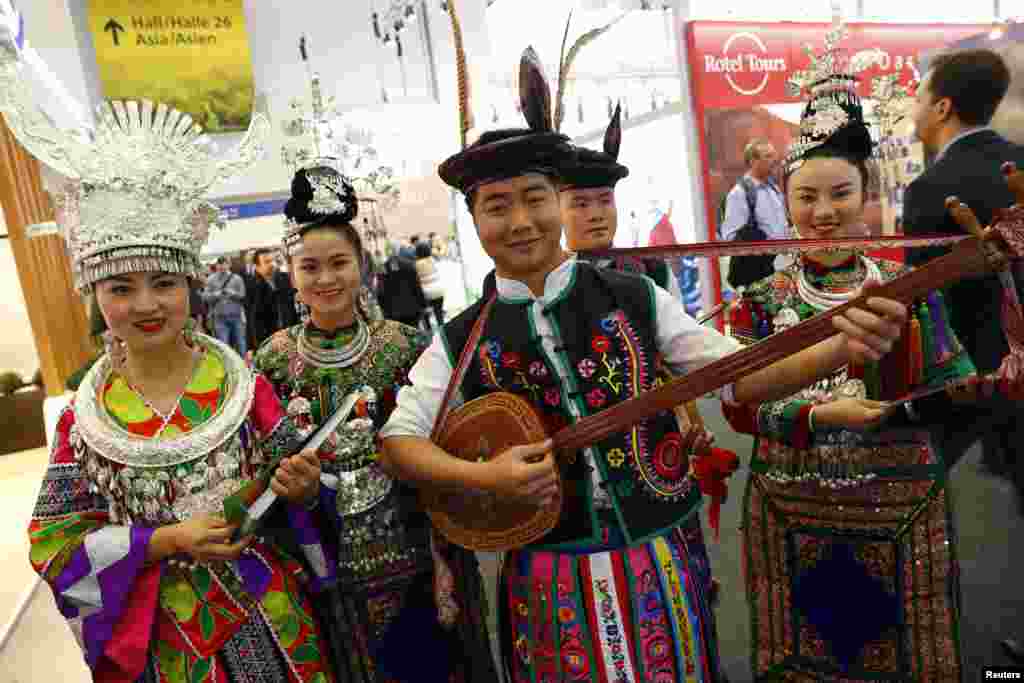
xmin=869 ymin=64 xmax=919 ymax=136
xmin=782 ymin=4 xmax=884 ymax=176
xmin=280 ymin=37 xmax=358 ymax=257
xmin=0 ymin=5 xmax=268 ymax=293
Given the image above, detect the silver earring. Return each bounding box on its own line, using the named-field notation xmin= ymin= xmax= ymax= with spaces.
xmin=103 ymin=331 xmax=126 ymax=370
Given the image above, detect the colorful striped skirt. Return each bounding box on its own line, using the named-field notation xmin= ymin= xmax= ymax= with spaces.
xmin=500 ymin=518 xmax=721 ymax=683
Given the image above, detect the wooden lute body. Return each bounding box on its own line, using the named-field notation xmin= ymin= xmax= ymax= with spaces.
xmin=423 ymin=202 xmax=1024 ymax=552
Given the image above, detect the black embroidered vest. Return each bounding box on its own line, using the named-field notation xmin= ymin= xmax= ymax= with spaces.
xmin=442 ymin=262 xmax=700 ymax=549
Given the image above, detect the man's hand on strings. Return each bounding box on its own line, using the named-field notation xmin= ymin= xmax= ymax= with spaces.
xmin=831 ymin=279 xmax=907 ymax=364
xmin=485 ymin=439 xmax=558 ymax=508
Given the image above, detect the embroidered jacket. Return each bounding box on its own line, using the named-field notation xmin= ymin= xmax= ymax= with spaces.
xmin=28 ymin=336 xmax=332 ymax=683
xmin=254 ymin=319 xmax=434 ymax=586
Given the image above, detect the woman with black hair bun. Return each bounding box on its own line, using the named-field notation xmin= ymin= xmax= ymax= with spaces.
xmin=717 ymin=23 xmax=1002 ymax=682
xmin=253 ymin=161 xmax=496 ymax=682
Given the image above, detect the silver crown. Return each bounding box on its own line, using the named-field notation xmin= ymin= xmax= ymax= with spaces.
xmin=280 ymin=37 xmax=361 ymax=256
xmin=782 ymin=4 xmax=885 ymax=175
xmin=0 ymin=7 xmax=268 ymax=292
xmin=869 ymin=67 xmax=918 ymax=135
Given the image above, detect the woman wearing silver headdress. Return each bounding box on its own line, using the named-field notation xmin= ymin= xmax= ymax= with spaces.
xmin=721 ymin=19 xmax=1016 ymax=682
xmin=1 ymin=20 xmax=336 ymax=683
xmin=252 ymin=161 xmax=496 ymax=682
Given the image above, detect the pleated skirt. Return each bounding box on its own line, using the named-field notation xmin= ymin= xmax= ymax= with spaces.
xmin=501 ymin=518 xmax=721 ymax=683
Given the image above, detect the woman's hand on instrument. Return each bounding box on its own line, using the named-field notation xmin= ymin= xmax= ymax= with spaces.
xmin=945 ymin=374 xmax=1000 ymax=405
xmin=270 ymin=449 xmax=321 ymax=505
xmin=681 ymin=424 xmax=715 ymax=455
xmin=832 ymin=279 xmax=907 ymax=364
xmin=811 ymin=398 xmax=888 ymax=430
xmin=172 ymin=514 xmax=251 ymax=562
xmin=484 ymin=439 xmax=558 ymax=507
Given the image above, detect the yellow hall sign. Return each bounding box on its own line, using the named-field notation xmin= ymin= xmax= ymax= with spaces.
xmin=87 ymin=0 xmax=255 ymax=132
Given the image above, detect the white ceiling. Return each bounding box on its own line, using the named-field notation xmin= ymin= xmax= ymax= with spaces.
xmin=20 ymin=0 xmax=494 ymax=201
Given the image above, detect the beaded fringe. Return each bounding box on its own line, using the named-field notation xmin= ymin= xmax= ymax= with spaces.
xmin=77 ymin=246 xmax=200 ymax=293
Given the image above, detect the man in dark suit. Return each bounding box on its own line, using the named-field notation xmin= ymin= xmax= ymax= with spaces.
xmin=377 ymin=252 xmax=427 ymax=329
xmin=903 ymin=48 xmax=1024 ymax=665
xmin=247 ymin=247 xmax=299 ymax=350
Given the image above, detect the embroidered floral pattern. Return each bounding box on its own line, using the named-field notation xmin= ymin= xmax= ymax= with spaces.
xmin=592 ymin=335 xmax=611 ymax=354
xmin=607 ymin=448 xmax=626 ymax=468
xmin=586 ymin=388 xmax=607 ymax=409
xmin=473 ymin=338 xmax=548 ymax=401
xmin=544 ymin=388 xmax=561 ymax=407
xmin=577 ymin=358 xmax=597 ymax=379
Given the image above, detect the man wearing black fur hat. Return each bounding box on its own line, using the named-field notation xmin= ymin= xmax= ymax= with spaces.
xmin=380 ymin=47 xmax=908 ymax=682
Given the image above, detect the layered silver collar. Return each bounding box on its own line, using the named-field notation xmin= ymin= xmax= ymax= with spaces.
xmin=74 ymin=333 xmax=255 ymax=468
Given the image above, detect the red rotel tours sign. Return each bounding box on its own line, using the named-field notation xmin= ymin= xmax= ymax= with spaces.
xmin=686 ymin=21 xmax=988 ymax=108
xmin=683 ymin=20 xmax=989 ymax=316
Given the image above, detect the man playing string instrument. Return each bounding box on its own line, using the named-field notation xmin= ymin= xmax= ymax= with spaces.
xmin=378 ymin=47 xmax=908 ymax=682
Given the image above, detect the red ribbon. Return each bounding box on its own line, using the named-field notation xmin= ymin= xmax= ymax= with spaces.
xmin=691 ymin=446 xmax=739 ymax=541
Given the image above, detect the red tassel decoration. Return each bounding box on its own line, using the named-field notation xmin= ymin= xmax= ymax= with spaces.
xmin=692 ymin=446 xmax=740 ymax=541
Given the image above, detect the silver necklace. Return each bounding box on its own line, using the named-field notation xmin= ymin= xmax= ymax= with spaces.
xmin=796 ymin=255 xmax=881 ymax=312
xmin=297 ymin=317 xmax=371 ymax=369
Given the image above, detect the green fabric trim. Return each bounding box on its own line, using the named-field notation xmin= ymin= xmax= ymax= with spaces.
xmin=541 ymin=260 xmax=578 ymax=313
xmin=650 ymin=259 xmax=670 ymax=291
xmin=780 ymin=399 xmax=813 ymax=447
xmin=645 ymin=278 xmax=657 ymax=336
xmin=437 ymin=325 xmax=457 ymax=368
xmin=918 ymin=303 xmax=936 ymax=374
xmin=497 ymin=293 xmax=532 ymax=305
xmin=527 ymin=306 xmax=601 ymax=550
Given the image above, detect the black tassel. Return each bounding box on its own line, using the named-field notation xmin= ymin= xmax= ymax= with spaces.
xmin=519 ymin=47 xmax=553 ymax=132
xmin=604 ymin=102 xmax=622 ymax=160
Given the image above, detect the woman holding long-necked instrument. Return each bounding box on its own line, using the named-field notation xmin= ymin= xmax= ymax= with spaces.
xmin=1 ymin=44 xmax=336 ymax=683
xmin=720 ymin=19 xmax=1023 ymax=682
xmin=253 ymin=160 xmax=496 ymax=682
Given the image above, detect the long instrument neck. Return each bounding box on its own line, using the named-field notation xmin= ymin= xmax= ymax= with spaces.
xmin=550 ymin=237 xmax=990 ymax=454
